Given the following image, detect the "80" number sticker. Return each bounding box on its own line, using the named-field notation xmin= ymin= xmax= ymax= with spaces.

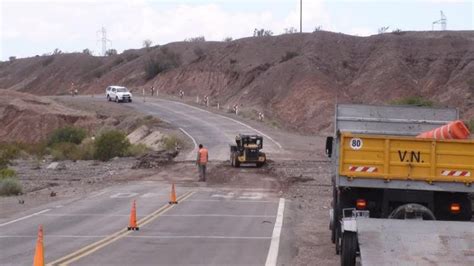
xmin=350 ymin=138 xmax=363 ymax=150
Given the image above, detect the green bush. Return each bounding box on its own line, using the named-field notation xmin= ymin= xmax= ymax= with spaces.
xmin=390 ymin=96 xmax=433 ymax=107
xmin=144 ymin=50 xmax=181 ymax=80
xmin=162 ymin=135 xmax=181 ymax=151
xmin=126 ymin=143 xmax=150 ymax=157
xmin=0 ymin=168 xmax=16 ymax=179
xmin=77 ymin=139 xmax=95 ymax=160
xmin=50 ymin=142 xmax=79 ymax=161
xmin=0 ymin=178 xmax=22 ymax=196
xmin=94 ymin=130 xmax=130 ymax=161
xmin=48 ymin=127 xmax=87 ymax=146
xmin=0 ymin=143 xmax=21 ymax=169
xmin=48 ymin=138 xmax=96 ymax=161
xmin=280 ymin=51 xmax=299 ymax=63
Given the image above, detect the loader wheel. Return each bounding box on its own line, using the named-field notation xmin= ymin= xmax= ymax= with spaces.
xmin=341 ymin=232 xmax=357 ymax=266
xmin=234 ymin=157 xmax=240 ymax=167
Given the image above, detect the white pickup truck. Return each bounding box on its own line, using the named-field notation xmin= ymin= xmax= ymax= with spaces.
xmin=106 ymin=86 xmax=132 ymax=103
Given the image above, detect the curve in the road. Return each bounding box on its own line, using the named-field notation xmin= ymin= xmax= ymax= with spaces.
xmin=132 ymin=98 xmax=282 ymax=161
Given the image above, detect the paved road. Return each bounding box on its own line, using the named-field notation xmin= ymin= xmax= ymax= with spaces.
xmin=0 ymin=97 xmax=287 ymax=265
xmin=0 ymin=183 xmax=283 ymax=265
xmin=130 ymin=98 xmax=283 ymax=160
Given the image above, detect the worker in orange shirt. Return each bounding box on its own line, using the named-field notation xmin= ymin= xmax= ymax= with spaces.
xmin=196 ymin=144 xmax=208 ymax=182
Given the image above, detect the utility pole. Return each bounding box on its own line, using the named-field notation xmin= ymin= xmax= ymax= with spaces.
xmin=97 ymin=26 xmax=111 ymax=56
xmin=300 ymin=0 xmax=303 ymax=33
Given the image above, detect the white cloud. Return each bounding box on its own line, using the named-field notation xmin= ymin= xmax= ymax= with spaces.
xmin=1 ymin=0 xmax=331 ymax=59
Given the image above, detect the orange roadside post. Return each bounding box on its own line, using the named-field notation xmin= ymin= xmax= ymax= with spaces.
xmin=33 ymin=225 xmax=44 ymax=266
xmin=417 ymin=120 xmax=470 ymax=140
xmin=127 ymin=200 xmax=139 ymax=231
xmin=169 ymin=183 xmax=178 ymax=204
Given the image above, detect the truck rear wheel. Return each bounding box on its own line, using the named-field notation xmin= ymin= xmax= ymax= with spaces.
xmin=331 ymin=187 xmax=338 ymax=244
xmin=341 ymin=232 xmax=357 ymax=266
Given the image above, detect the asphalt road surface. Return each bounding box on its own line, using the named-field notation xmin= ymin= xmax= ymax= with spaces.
xmin=0 ymin=97 xmax=287 ymax=266
xmin=131 ymin=97 xmax=283 ymax=160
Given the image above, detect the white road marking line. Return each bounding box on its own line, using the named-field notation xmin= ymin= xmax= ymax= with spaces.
xmin=239 ymin=192 xmax=264 ymax=200
xmin=186 ymin=199 xmax=278 ymax=203
xmin=109 ymin=192 xmax=139 ymax=198
xmin=265 ymin=198 xmax=286 ymax=266
xmin=88 ymin=189 xmax=109 ymax=199
xmin=0 ymin=235 xmax=105 ymax=238
xmin=0 ymin=209 xmax=51 ymax=227
xmin=179 ymin=127 xmax=199 ymax=160
xmin=161 ymin=214 xmax=276 ymax=218
xmin=159 ymin=99 xmax=283 ymax=150
xmin=124 ymin=235 xmax=272 ymax=240
xmin=211 ymin=192 xmax=235 ymax=199
xmin=0 ymin=235 xmax=271 ymax=240
xmin=40 ymin=214 xmax=144 ymax=217
xmin=39 ymin=213 xmax=275 ymax=218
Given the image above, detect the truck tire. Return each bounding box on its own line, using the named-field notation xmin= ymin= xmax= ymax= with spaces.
xmin=331 ymin=187 xmax=338 ymax=244
xmin=341 ymin=232 xmax=357 ymax=266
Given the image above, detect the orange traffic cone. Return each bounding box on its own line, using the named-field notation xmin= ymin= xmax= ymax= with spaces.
xmin=33 ymin=225 xmax=44 ymax=266
xmin=169 ymin=183 xmax=178 ymax=204
xmin=417 ymin=120 xmax=470 ymax=140
xmin=127 ymin=200 xmax=139 ymax=231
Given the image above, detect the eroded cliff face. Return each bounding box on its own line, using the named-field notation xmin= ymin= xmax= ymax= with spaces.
xmin=2 ymin=31 xmax=473 ymax=133
xmin=0 ymin=90 xmax=97 ymax=143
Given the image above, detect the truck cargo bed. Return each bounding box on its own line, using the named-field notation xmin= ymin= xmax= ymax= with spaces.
xmin=357 ymin=218 xmax=474 ymax=266
xmin=339 ymin=133 xmax=474 ymax=186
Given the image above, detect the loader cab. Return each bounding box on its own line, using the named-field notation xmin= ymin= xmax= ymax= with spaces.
xmin=236 ymin=135 xmax=263 ymax=150
xmin=230 ymin=134 xmax=266 ymax=167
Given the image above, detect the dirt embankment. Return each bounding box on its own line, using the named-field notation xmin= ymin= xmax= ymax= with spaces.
xmin=1 ymin=31 xmax=473 ymax=133
xmin=0 ymin=90 xmax=98 ymax=143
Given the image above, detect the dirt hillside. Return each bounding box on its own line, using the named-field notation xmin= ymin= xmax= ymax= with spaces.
xmin=0 ymin=90 xmax=97 ymax=143
xmin=1 ymin=31 xmax=473 ymax=133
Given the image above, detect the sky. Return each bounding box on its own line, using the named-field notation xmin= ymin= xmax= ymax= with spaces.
xmin=0 ymin=0 xmax=473 ymax=60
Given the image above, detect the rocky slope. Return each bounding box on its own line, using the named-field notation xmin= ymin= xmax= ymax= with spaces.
xmin=0 ymin=90 xmax=97 ymax=143
xmin=1 ymin=31 xmax=473 ymax=133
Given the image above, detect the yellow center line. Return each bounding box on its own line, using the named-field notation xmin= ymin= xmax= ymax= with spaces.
xmin=47 ymin=191 xmax=195 ymax=266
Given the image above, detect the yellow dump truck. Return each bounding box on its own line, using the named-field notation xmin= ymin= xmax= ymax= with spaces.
xmin=326 ymin=104 xmax=474 ymax=265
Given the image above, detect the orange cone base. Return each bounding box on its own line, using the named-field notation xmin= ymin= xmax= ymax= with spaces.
xmin=127 ymin=226 xmax=139 ymax=231
xmin=168 ymin=201 xmax=178 ymax=205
